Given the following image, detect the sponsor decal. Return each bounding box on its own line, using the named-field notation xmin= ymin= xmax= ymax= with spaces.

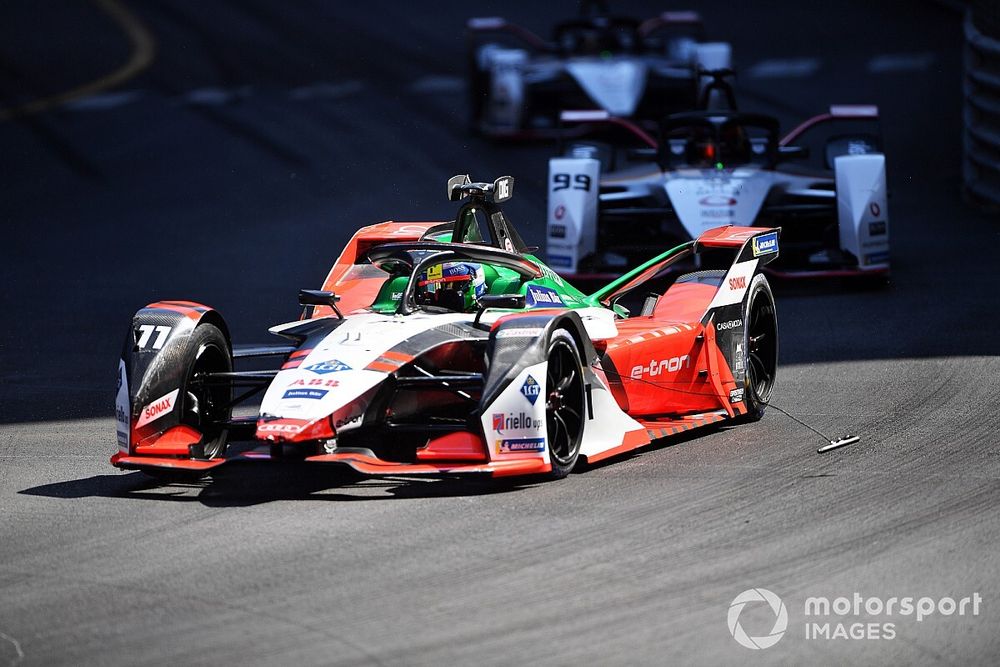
xmin=707 ymin=260 xmax=758 ymax=310
xmin=288 ymin=378 xmax=340 ymax=388
xmin=496 ymin=176 xmax=512 ymax=200
xmin=136 ymin=388 xmax=179 ymax=428
xmin=283 ymin=389 xmax=328 ymax=400
xmin=540 ymin=266 xmax=565 ymax=286
xmin=391 ymin=291 xmax=403 ymax=300
xmin=116 ymin=360 xmax=129 ymax=451
xmin=334 ymin=414 xmax=362 ymax=428
xmin=717 ymin=319 xmax=742 ymax=331
xmin=729 ymin=387 xmax=745 ymax=403
xmin=258 ymin=422 xmax=305 ymax=434
xmin=869 ymin=201 xmax=881 ymax=217
xmin=701 ymin=209 xmax=736 ymax=219
xmin=520 ymin=375 xmax=541 ymax=405
xmin=553 ymin=206 xmax=566 ymax=221
xmin=752 ymin=232 xmax=779 ymax=257
xmin=526 ymin=285 xmax=564 ymax=308
xmin=305 ymin=359 xmax=351 ymax=374
xmin=868 ymin=221 xmax=887 ymax=236
xmin=630 ymin=355 xmax=690 ymax=379
xmin=699 ymin=194 xmax=738 ymax=206
xmin=492 ymin=412 xmax=543 ymax=433
xmin=496 ymin=327 xmax=545 ymax=339
xmin=734 ymin=343 xmax=745 ymax=372
xmin=496 ymin=437 xmax=546 ymax=454
xmin=864 ymin=251 xmax=890 ymax=265
xmin=548 ymin=255 xmax=572 ymax=268
xmin=550 ymin=223 xmax=567 ymax=238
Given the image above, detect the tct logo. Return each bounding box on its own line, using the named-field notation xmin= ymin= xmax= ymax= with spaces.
xmin=728 ymin=588 xmax=788 ymax=650
xmin=305 ymin=359 xmax=351 ymax=374
xmin=520 ymin=375 xmax=540 ymax=405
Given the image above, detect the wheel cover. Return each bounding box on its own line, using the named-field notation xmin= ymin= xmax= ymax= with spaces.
xmin=545 ymin=340 xmax=585 ymax=467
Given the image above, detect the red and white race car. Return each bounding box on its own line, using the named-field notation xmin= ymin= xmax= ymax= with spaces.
xmin=113 ymin=176 xmax=779 ymax=480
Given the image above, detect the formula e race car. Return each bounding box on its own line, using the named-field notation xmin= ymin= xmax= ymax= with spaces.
xmin=113 ymin=175 xmax=779 ymax=481
xmin=546 ymin=80 xmax=889 ymax=280
xmin=466 ymin=4 xmax=730 ymax=137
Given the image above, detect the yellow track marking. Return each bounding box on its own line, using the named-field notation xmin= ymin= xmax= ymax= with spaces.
xmin=0 ymin=0 xmax=155 ymax=121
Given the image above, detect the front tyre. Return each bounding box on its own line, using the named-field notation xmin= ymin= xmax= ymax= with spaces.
xmin=545 ymin=329 xmax=586 ymax=479
xmin=182 ymin=323 xmax=232 ymax=459
xmin=740 ymin=274 xmax=778 ymax=421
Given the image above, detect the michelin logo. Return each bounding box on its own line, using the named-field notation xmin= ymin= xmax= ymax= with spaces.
xmin=752 ymin=232 xmax=779 ymax=257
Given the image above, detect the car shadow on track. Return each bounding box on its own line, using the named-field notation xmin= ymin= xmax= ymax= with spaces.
xmin=18 ymin=463 xmax=536 ymax=507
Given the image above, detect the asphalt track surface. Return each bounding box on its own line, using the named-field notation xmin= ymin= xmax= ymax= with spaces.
xmin=1 ymin=1 xmax=998 ymax=665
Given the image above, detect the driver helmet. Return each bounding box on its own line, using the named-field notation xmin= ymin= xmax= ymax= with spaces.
xmin=415 ymin=262 xmax=487 ymax=312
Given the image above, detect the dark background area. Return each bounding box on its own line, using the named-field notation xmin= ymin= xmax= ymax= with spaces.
xmin=1 ymin=2 xmax=998 ymax=665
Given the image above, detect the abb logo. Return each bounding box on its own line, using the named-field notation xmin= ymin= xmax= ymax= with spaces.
xmin=630 ymin=355 xmax=690 ymax=379
xmin=288 ymin=378 xmax=340 ymax=388
xmin=135 ymin=389 xmax=179 ymax=428
xmin=729 ymin=276 xmax=747 ymax=290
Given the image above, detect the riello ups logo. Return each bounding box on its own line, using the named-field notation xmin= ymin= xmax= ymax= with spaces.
xmin=492 ymin=412 xmax=542 ymax=434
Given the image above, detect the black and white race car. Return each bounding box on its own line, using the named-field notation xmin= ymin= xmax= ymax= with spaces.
xmin=545 ymin=77 xmax=890 ymax=280
xmin=466 ymin=4 xmax=730 ymax=138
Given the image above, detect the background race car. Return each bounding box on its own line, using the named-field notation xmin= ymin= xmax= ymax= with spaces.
xmin=466 ymin=3 xmax=731 ymax=137
xmin=113 ymin=176 xmax=780 ymax=482
xmin=547 ymin=74 xmax=889 ymax=280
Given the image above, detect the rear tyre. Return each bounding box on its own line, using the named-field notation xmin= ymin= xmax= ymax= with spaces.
xmin=545 ymin=329 xmax=586 ymax=479
xmin=182 ymin=324 xmax=232 ymax=459
xmin=740 ymin=274 xmax=778 ymax=421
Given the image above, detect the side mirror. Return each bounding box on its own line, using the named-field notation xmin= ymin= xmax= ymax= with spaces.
xmin=479 ymin=294 xmax=526 ymax=310
xmin=778 ymin=145 xmax=809 ymax=160
xmin=474 ymin=294 xmax=526 ymax=326
xmin=299 ymin=289 xmax=343 ymax=319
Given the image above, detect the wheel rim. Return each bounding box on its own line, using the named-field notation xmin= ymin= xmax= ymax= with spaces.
xmin=545 ymin=339 xmax=585 ymax=467
xmin=746 ymin=290 xmax=777 ymax=404
xmin=186 ymin=343 xmax=230 ymax=457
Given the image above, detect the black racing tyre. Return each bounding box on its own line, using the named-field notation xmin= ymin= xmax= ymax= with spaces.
xmin=740 ymin=274 xmax=778 ymax=421
xmin=545 ymin=329 xmax=586 ymax=479
xmin=181 ymin=324 xmax=232 ymax=459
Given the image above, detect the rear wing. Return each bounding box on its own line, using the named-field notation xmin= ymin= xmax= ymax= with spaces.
xmin=780 ymin=105 xmax=880 ymax=146
xmin=587 ymin=226 xmax=779 ymax=312
xmin=466 ymin=17 xmax=550 ymax=51
xmin=558 ymin=110 xmax=658 ymax=148
xmin=695 ymin=226 xmax=781 ymax=266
